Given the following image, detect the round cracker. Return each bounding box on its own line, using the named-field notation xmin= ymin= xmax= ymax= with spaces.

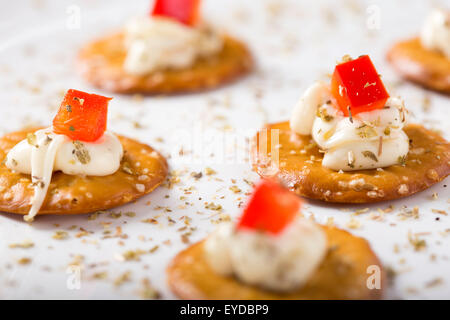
xmin=167 ymin=225 xmax=384 ymax=300
xmin=77 ymin=32 xmax=254 ymax=94
xmin=252 ymin=121 xmax=450 ymax=203
xmin=0 ymin=128 xmax=168 ymax=215
xmin=387 ymin=38 xmax=450 ymax=93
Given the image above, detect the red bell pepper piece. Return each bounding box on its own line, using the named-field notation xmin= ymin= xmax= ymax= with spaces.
xmin=237 ymin=179 xmax=302 ymax=235
xmin=151 ymin=0 xmax=201 ymax=26
xmin=331 ymin=55 xmax=389 ymax=117
xmin=53 ymin=89 xmax=112 ymax=142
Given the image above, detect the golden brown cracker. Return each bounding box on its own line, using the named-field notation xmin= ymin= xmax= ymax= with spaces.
xmin=0 ymin=128 xmax=168 ymax=215
xmin=167 ymin=225 xmax=384 ymax=300
xmin=387 ymin=38 xmax=450 ymax=93
xmin=253 ymin=121 xmax=450 ymax=203
xmin=77 ymin=32 xmax=254 ymax=94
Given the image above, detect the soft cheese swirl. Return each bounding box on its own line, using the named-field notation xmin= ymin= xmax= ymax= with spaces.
xmin=420 ymin=8 xmax=450 ymax=59
xmin=290 ymin=82 xmax=409 ymax=171
xmin=204 ymin=218 xmax=327 ymax=292
xmin=124 ymin=16 xmax=223 ymax=75
xmin=5 ymin=128 xmax=123 ymax=221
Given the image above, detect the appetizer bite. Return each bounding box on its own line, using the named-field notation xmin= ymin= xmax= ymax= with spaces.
xmin=167 ymin=179 xmax=384 ymax=300
xmin=78 ymin=0 xmax=253 ymax=94
xmin=253 ymin=55 xmax=450 ymax=203
xmin=0 ymin=89 xmax=168 ymax=221
xmin=387 ymin=8 xmax=450 ymax=93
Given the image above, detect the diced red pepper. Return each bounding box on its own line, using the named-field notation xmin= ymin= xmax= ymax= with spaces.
xmin=53 ymin=89 xmax=112 ymax=142
xmin=151 ymin=0 xmax=201 ymax=26
xmin=237 ymin=179 xmax=302 ymax=235
xmin=331 ymin=55 xmax=389 ymax=117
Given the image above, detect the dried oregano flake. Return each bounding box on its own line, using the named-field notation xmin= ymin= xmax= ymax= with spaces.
xmin=72 ymin=140 xmax=91 ymax=164
xmin=347 ymin=150 xmax=355 ymax=168
xmin=316 ymin=107 xmax=334 ymax=122
xmin=26 ymin=133 xmax=38 ymax=147
xmin=356 ymin=125 xmax=377 ymax=139
xmin=397 ymin=155 xmax=407 ymax=166
xmin=362 ymin=150 xmax=378 ymax=162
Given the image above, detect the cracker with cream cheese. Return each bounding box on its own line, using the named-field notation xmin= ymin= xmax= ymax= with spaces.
xmin=252 ymin=121 xmax=450 ymax=203
xmin=387 ymin=38 xmax=450 ymax=94
xmin=167 ymin=225 xmax=384 ymax=300
xmin=77 ymin=33 xmax=253 ymax=94
xmin=0 ymin=128 xmax=168 ymax=216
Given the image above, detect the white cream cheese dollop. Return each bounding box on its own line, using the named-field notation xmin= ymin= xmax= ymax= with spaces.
xmin=420 ymin=8 xmax=450 ymax=59
xmin=290 ymin=82 xmax=409 ymax=171
xmin=5 ymin=128 xmax=123 ymax=221
xmin=124 ymin=16 xmax=223 ymax=75
xmin=204 ymin=218 xmax=327 ymax=292
xmin=290 ymin=82 xmax=330 ymax=135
